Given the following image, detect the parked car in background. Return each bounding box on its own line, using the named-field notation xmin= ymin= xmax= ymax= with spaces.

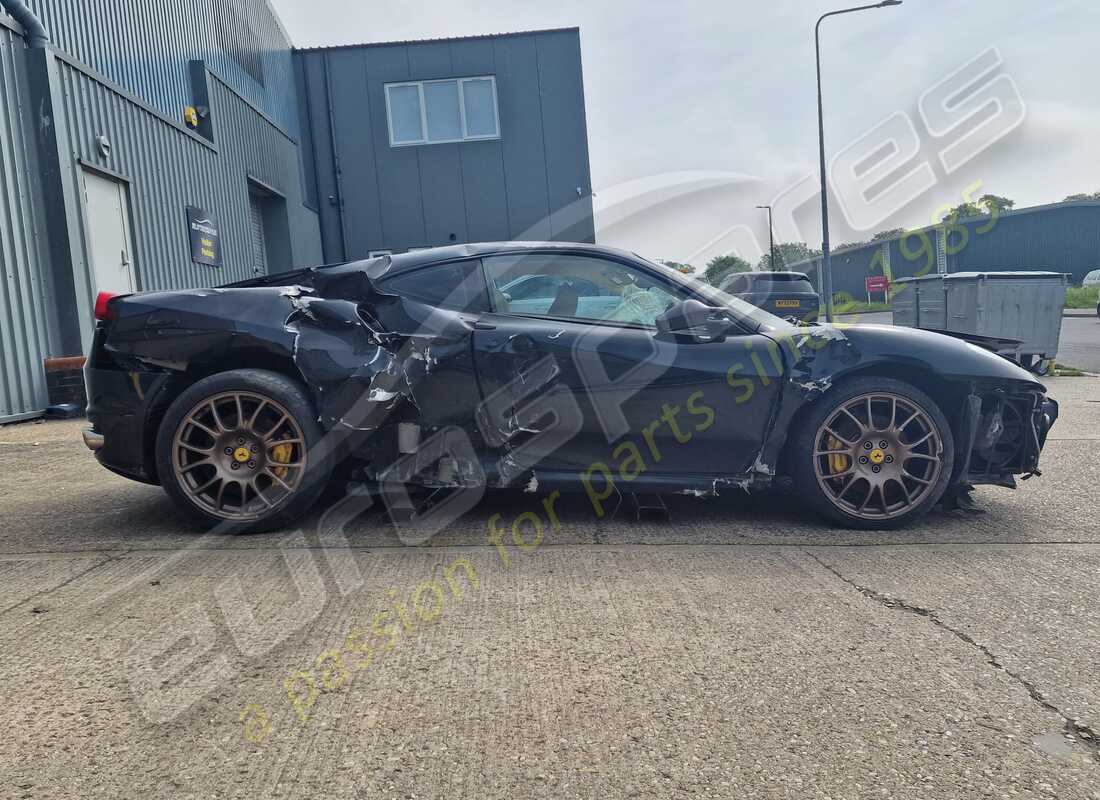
xmin=1079 ymin=269 xmax=1100 ymax=317
xmin=718 ymin=271 xmax=821 ymax=321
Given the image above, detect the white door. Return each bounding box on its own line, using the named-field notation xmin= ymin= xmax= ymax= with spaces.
xmin=82 ymin=169 xmax=136 ymax=294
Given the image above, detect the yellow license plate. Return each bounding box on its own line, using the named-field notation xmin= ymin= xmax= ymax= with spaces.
xmin=774 ymin=299 xmax=800 ymax=308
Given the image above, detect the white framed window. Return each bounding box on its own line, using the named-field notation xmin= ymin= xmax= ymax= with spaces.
xmin=385 ymin=76 xmax=500 ymax=147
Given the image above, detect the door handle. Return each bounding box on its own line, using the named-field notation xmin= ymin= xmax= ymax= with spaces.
xmin=473 ymin=320 xmax=496 ymax=331
xmin=121 ymin=249 xmax=130 ymax=266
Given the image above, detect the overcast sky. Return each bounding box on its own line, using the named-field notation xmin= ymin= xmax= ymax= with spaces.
xmin=270 ymin=0 xmax=1100 ymax=266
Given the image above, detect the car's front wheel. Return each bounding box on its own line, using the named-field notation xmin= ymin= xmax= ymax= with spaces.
xmin=155 ymin=369 xmax=331 ymax=533
xmin=788 ymin=377 xmax=955 ymax=529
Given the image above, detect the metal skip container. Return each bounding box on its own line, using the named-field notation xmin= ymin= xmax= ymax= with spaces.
xmin=892 ymin=272 xmax=1069 ymax=373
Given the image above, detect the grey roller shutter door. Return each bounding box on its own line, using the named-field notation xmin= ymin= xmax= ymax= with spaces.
xmin=248 ymin=195 xmax=267 ymax=275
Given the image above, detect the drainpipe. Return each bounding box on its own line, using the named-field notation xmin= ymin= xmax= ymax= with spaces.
xmin=0 ymin=0 xmax=48 ymax=48
xmin=5 ymin=0 xmax=82 ymax=360
xmin=322 ymin=53 xmax=349 ymax=262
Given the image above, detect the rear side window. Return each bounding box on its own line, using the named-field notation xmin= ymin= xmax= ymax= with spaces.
xmin=718 ymin=274 xmax=746 ymax=293
xmin=751 ymin=274 xmax=814 ymax=293
xmin=380 ymin=261 xmax=489 ymax=312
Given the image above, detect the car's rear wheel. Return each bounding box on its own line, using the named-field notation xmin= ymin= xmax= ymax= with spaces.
xmin=155 ymin=369 xmax=331 ymax=533
xmin=789 ymin=377 xmax=954 ymax=529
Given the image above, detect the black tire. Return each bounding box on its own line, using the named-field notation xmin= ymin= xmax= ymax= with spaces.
xmin=155 ymin=369 xmax=332 ymax=533
xmin=787 ymin=376 xmax=955 ymax=530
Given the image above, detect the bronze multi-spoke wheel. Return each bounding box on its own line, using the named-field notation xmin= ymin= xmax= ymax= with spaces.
xmin=171 ymin=391 xmax=307 ymax=520
xmin=790 ymin=377 xmax=954 ymax=529
xmin=813 ymin=392 xmax=945 ymax=521
xmin=156 ymin=370 xmax=331 ymax=532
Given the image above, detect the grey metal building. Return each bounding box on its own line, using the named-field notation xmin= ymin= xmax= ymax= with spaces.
xmin=295 ymin=28 xmax=595 ymax=262
xmin=790 ymin=201 xmax=1100 ymax=302
xmin=29 ymin=0 xmax=302 ymax=135
xmin=0 ymin=2 xmax=594 ymax=423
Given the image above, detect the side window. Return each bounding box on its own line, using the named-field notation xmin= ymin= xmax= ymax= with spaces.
xmin=482 ymin=253 xmax=687 ymax=327
xmin=380 ymin=260 xmax=488 ymax=312
xmin=721 ymin=274 xmax=746 ymax=293
xmin=504 ymin=275 xmax=555 ymax=301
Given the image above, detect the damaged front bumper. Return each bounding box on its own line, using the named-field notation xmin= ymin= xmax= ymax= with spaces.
xmin=958 ymin=387 xmax=1058 ymax=488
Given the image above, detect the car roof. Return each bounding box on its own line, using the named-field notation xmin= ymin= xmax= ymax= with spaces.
xmin=220 ymin=241 xmax=657 ymax=291
xmin=721 ymin=271 xmax=811 ymax=285
xmin=749 ymin=271 xmax=811 ymax=281
xmin=383 ymin=241 xmax=645 ymax=275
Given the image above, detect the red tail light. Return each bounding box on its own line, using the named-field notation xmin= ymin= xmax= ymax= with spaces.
xmin=94 ymin=291 xmax=118 ymax=321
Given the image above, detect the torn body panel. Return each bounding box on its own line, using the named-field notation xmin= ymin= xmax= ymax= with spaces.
xmin=89 ymin=272 xmax=486 ymax=485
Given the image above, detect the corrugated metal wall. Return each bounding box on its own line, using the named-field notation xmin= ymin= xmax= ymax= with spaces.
xmin=796 ymin=202 xmax=1100 ymax=300
xmin=28 ymin=0 xmax=299 ymax=136
xmin=297 ymin=29 xmax=596 ymax=262
xmin=53 ymin=53 xmax=321 ymax=347
xmin=950 ymin=204 xmax=1100 ymax=279
xmin=0 ymin=22 xmax=52 ymax=421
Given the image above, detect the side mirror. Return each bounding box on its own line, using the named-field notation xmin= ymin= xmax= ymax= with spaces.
xmin=655 ymin=299 xmax=737 ymax=342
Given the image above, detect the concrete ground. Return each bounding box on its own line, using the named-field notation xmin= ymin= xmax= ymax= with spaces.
xmin=1 ymin=377 xmax=1098 ymax=799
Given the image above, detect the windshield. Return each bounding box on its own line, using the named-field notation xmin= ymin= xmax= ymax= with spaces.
xmin=635 ymin=256 xmax=799 ymax=332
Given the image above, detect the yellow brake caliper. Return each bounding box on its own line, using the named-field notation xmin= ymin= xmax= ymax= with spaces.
xmin=827 ymin=435 xmax=849 ymax=475
xmin=270 ymin=440 xmax=293 ymax=479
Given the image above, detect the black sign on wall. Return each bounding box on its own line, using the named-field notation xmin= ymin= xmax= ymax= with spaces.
xmin=186 ymin=206 xmax=222 ymax=267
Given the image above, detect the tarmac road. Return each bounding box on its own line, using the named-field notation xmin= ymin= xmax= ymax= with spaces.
xmin=842 ymin=311 xmax=1100 ymax=373
xmin=1058 ymin=315 xmax=1100 ymax=372
xmin=0 ymin=377 xmax=1097 ymax=798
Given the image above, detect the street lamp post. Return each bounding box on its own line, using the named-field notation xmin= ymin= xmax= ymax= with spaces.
xmin=756 ymin=204 xmax=776 ymax=271
xmin=816 ymin=0 xmax=902 ymax=321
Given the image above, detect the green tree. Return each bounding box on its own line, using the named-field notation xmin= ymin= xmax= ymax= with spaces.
xmin=1064 ymin=191 xmax=1100 ymax=202
xmin=757 ymin=242 xmax=821 ymax=272
xmin=946 ymin=194 xmax=1014 ymax=220
xmin=948 ymin=201 xmax=983 ymax=218
xmin=979 ymin=194 xmax=1015 ymax=213
xmin=836 ymin=228 xmax=906 ymax=252
xmin=704 ymin=254 xmax=751 ymax=285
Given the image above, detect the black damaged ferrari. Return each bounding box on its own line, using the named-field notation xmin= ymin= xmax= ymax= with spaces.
xmin=83 ymin=242 xmax=1058 ymax=531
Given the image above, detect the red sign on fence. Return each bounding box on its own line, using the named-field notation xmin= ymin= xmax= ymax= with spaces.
xmin=865 ymin=276 xmax=890 ymax=294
